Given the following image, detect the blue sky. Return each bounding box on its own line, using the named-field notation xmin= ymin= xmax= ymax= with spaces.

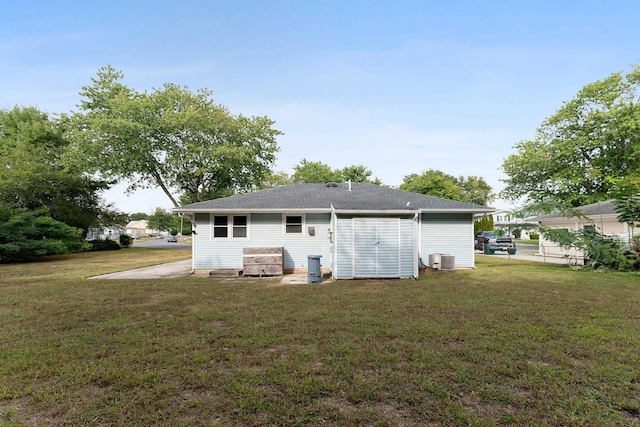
xmin=2 ymin=1 xmax=639 ymax=213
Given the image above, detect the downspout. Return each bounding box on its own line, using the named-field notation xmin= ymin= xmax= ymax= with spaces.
xmin=413 ymin=212 xmax=419 ymax=278
xmin=331 ymin=203 xmax=336 ymax=279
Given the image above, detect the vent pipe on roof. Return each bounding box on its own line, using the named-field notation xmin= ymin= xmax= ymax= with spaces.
xmin=348 ymin=179 xmax=352 ymax=191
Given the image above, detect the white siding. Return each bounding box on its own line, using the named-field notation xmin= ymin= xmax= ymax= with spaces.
xmin=335 ymin=216 xmax=354 ymax=279
xmin=193 ymin=212 xmax=332 ymax=270
xmin=420 ymin=213 xmax=475 ymax=268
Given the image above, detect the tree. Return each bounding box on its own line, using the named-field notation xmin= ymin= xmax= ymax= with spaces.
xmin=258 ymin=171 xmax=292 ymax=189
xmin=459 ymin=176 xmax=494 ymax=206
xmin=129 ymin=212 xmax=149 ymax=221
xmin=501 ymin=64 xmax=640 ymax=206
xmin=147 ymin=208 xmax=181 ymax=233
xmin=474 ymin=215 xmax=494 ymax=233
xmin=400 ymin=170 xmax=494 ymax=205
xmin=338 ymin=165 xmax=381 ymax=184
xmin=291 ymin=159 xmax=340 ymax=183
xmin=0 ymin=208 xmax=86 ymax=263
xmin=67 ymin=66 xmax=282 ymax=207
xmin=0 ymin=106 xmax=109 ymax=231
xmin=613 ymin=194 xmax=640 ymax=240
xmin=290 ymin=160 xmax=382 ymax=185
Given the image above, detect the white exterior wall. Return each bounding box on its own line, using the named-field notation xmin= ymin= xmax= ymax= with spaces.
xmin=420 ymin=213 xmax=475 ymax=268
xmin=193 ymin=212 xmax=332 ymax=271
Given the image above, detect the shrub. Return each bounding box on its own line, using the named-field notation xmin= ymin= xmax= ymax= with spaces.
xmin=169 ymin=229 xmax=179 ymax=236
xmin=87 ymin=239 xmax=121 ymax=251
xmin=630 ymin=234 xmax=640 ymax=253
xmin=119 ymin=234 xmax=133 ymax=248
xmin=529 ymin=232 xmax=539 ymax=240
xmin=542 ymin=227 xmax=636 ymax=271
xmin=0 ymin=207 xmax=87 ymax=263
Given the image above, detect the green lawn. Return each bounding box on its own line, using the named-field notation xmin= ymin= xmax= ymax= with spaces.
xmin=1 ymin=250 xmax=639 ymax=426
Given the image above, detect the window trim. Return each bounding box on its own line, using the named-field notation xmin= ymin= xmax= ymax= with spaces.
xmin=211 ymin=213 xmax=250 ymax=240
xmin=283 ymin=213 xmax=305 ymax=236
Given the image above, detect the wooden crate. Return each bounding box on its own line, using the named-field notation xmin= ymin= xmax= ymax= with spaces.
xmin=243 ymin=247 xmax=284 ymax=276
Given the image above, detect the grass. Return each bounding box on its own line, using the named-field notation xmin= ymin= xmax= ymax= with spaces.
xmin=1 ymin=250 xmax=639 ymax=426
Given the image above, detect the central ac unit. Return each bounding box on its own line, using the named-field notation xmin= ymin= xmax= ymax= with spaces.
xmin=440 ymin=254 xmax=455 ymax=271
xmin=428 ymin=253 xmax=441 ymax=270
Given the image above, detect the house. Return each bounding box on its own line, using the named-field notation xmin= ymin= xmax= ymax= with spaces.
xmin=125 ymin=220 xmax=155 ymax=238
xmin=490 ymin=209 xmax=535 ymax=239
xmin=535 ymin=199 xmax=637 ymax=260
xmin=173 ymin=183 xmax=493 ymax=279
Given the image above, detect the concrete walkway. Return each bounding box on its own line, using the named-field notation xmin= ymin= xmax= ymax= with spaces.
xmin=88 ymin=260 xmax=316 ymax=283
xmin=88 ymin=259 xmax=193 ymax=279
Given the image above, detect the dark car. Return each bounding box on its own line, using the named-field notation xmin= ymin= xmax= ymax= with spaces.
xmin=475 ymin=231 xmax=516 ymax=254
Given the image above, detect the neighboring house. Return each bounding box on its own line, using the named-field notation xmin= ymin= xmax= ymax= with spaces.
xmin=534 ymin=200 xmax=637 ymax=261
xmin=173 ymin=183 xmax=493 ymax=279
xmin=125 ymin=220 xmax=154 ymax=238
xmin=86 ymin=225 xmax=125 ymax=241
xmin=491 ymin=210 xmax=534 ymax=239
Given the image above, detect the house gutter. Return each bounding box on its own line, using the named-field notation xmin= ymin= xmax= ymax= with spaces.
xmin=172 ymin=208 xmax=332 ymax=214
xmin=420 ymin=208 xmax=494 ymax=214
xmin=173 ymin=208 xmax=494 ymax=215
xmin=535 ymin=214 xmax=618 ymax=224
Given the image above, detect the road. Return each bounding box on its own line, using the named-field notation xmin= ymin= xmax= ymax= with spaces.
xmin=516 ymin=243 xmax=539 ymax=252
xmin=132 ymin=237 xmax=191 ymax=250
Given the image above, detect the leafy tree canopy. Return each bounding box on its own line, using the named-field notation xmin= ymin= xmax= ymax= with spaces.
xmin=501 ymin=64 xmax=640 ymax=207
xmin=339 ymin=164 xmax=382 ymax=184
xmin=291 ymin=159 xmax=340 ymax=183
xmin=290 ymin=159 xmax=381 ymax=184
xmin=67 ymin=66 xmax=282 ymax=207
xmin=400 ymin=170 xmax=494 ymax=206
xmin=0 ymin=106 xmax=109 ymax=231
xmin=129 ymin=212 xmax=149 ymax=221
xmin=258 ymin=171 xmax=292 ymax=189
xmin=147 ymin=208 xmax=181 ymax=233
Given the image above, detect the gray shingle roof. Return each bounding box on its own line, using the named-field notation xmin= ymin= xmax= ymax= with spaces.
xmin=174 ymin=183 xmax=492 ymax=212
xmin=534 ymin=200 xmax=617 ymax=221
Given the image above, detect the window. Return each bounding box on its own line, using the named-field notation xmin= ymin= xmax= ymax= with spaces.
xmin=233 ymin=215 xmax=247 ymax=238
xmin=213 ymin=214 xmax=248 ymax=239
xmin=213 ymin=216 xmax=228 ymax=238
xmin=285 ymin=215 xmax=303 ymax=235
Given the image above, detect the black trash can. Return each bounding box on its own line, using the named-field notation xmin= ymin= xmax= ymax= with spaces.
xmin=307 ymin=255 xmax=322 ymax=284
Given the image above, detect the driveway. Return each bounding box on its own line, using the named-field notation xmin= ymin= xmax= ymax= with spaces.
xmin=477 ymin=251 xmax=580 ymax=265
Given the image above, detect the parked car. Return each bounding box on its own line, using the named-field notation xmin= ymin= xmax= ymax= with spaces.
xmin=168 ymin=235 xmax=178 ymax=243
xmin=474 ymin=231 xmax=516 ymax=255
